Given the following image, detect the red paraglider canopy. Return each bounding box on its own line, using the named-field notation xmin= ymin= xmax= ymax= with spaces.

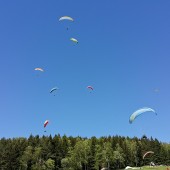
xmin=87 ymin=86 xmax=94 ymax=90
xmin=44 ymin=120 xmax=49 ymax=128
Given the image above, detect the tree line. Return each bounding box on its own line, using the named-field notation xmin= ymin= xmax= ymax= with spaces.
xmin=0 ymin=134 xmax=170 ymax=170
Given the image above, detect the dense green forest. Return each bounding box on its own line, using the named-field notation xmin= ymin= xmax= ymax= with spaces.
xmin=0 ymin=134 xmax=170 ymax=170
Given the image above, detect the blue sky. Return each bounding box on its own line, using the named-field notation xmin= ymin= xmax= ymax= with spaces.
xmin=0 ymin=0 xmax=170 ymax=142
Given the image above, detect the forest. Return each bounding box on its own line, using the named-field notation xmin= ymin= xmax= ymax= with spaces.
xmin=0 ymin=134 xmax=170 ymax=170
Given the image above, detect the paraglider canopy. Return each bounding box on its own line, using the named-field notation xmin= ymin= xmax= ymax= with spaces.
xmin=44 ymin=120 xmax=49 ymax=128
xmin=70 ymin=38 xmax=78 ymax=44
xmin=59 ymin=16 xmax=74 ymax=21
xmin=34 ymin=68 xmax=44 ymax=72
xmin=87 ymin=86 xmax=94 ymax=91
xmin=129 ymin=107 xmax=157 ymax=124
xmin=50 ymin=87 xmax=59 ymax=93
xmin=143 ymin=151 xmax=154 ymax=159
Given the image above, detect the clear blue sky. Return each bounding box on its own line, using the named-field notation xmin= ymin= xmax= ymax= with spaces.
xmin=0 ymin=0 xmax=170 ymax=142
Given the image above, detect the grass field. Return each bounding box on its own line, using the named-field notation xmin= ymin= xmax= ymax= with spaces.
xmin=142 ymin=166 xmax=168 ymax=170
xmin=120 ymin=166 xmax=169 ymax=170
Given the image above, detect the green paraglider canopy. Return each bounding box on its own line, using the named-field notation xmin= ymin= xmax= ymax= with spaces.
xmin=70 ymin=38 xmax=78 ymax=43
